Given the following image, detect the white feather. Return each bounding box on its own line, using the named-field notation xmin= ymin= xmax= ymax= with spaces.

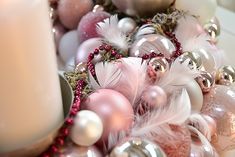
xmin=158 ymin=58 xmax=200 ymax=92
xmin=89 ymin=62 xmax=122 ymax=89
xmin=188 ymin=126 xmax=216 ymax=156
xmin=187 ymin=114 xmax=212 ymax=141
xmin=114 ymin=57 xmax=148 ymax=106
xmin=96 ymin=15 xmax=129 ymax=51
xmin=131 ymin=89 xmax=191 ymax=137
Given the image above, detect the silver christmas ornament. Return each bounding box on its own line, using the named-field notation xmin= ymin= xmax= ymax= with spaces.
xmin=75 ymin=62 xmax=87 ymax=74
xmin=110 ymin=138 xmax=166 ymax=157
xmin=130 ymin=34 xmax=175 ymax=58
xmin=204 ymin=16 xmax=220 ymax=40
xmin=196 ymin=71 xmax=215 ymax=93
xmin=148 ymin=57 xmax=169 ymax=81
xmin=178 ymin=52 xmax=202 ymax=70
xmin=111 ymin=0 xmax=174 ymax=17
xmin=216 ymin=65 xmax=235 ymax=85
xmin=118 ymin=17 xmax=137 ymax=34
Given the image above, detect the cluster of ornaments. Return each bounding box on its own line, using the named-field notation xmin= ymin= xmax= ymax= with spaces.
xmin=46 ymin=0 xmax=235 ymax=157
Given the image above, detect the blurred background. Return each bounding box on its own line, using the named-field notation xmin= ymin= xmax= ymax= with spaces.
xmin=216 ymin=0 xmax=235 ymax=66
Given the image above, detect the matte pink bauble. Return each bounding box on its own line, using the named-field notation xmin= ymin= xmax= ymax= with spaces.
xmin=154 ymin=125 xmax=191 ymax=157
xmin=82 ymin=89 xmax=134 ymax=143
xmin=201 ymin=85 xmax=235 ymax=152
xmin=76 ymin=38 xmax=103 ymax=64
xmin=53 ymin=21 xmax=66 ymax=50
xmin=141 ymin=85 xmax=167 ymax=108
xmin=77 ymin=11 xmax=110 ymax=43
xmin=58 ymin=0 xmax=94 ymax=29
xmin=59 ymin=144 xmax=102 ymax=157
xmin=130 ymin=34 xmax=175 ymax=58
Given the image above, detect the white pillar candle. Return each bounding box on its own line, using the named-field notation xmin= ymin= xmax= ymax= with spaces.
xmin=0 ymin=0 xmax=63 ymax=153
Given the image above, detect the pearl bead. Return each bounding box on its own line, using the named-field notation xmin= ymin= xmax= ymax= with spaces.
xmin=70 ymin=110 xmax=103 ymax=146
xmin=130 ymin=34 xmax=175 ymax=58
xmin=49 ymin=7 xmax=57 ymax=23
xmin=194 ymin=49 xmax=216 ymax=72
xmin=59 ymin=30 xmax=80 ymax=63
xmin=175 ymin=0 xmax=217 ymax=24
xmin=112 ymin=0 xmax=174 ymax=17
xmin=185 ymin=80 xmax=203 ymax=112
xmin=204 ymin=16 xmax=221 ymax=41
xmin=178 ymin=52 xmax=202 ymax=70
xmin=216 ymin=65 xmax=235 ymax=86
xmin=141 ymin=86 xmax=167 ymax=108
xmin=58 ymin=0 xmax=94 ymax=29
xmin=76 ymin=38 xmax=103 ymax=64
xmin=118 ymin=17 xmax=137 ymax=34
xmin=196 ymin=71 xmax=215 ymax=93
xmin=82 ymin=89 xmax=134 ymax=143
xmin=110 ymin=138 xmax=166 ymax=157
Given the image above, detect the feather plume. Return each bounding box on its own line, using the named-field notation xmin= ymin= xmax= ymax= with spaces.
xmin=188 ymin=126 xmax=216 ymax=156
xmin=89 ymin=62 xmax=122 ymax=89
xmin=113 ymin=57 xmax=148 ymax=106
xmin=187 ymin=114 xmax=212 ymax=141
xmin=135 ymin=24 xmax=156 ymax=40
xmin=158 ymin=58 xmax=199 ymax=92
xmin=131 ymin=89 xmax=191 ymax=137
xmin=96 ymin=15 xmax=129 ymax=51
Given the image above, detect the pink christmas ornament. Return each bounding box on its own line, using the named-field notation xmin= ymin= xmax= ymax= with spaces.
xmin=53 ymin=21 xmax=66 ymax=50
xmin=77 ymin=11 xmax=110 ymax=43
xmin=76 ymin=38 xmax=103 ymax=64
xmin=58 ymin=0 xmax=94 ymax=29
xmin=141 ymin=85 xmax=167 ymax=108
xmin=201 ymin=85 xmax=235 ymax=152
xmin=155 ymin=125 xmax=191 ymax=157
xmin=82 ymin=89 xmax=134 ymax=144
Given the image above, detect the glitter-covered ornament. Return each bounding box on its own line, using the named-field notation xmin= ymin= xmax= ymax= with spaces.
xmin=201 ymin=85 xmax=235 ymax=152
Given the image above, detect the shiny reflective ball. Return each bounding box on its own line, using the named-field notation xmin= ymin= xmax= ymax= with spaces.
xmin=196 ymin=71 xmax=215 ymax=93
xmin=216 ymin=65 xmax=235 ymax=85
xmin=118 ymin=17 xmax=137 ymax=34
xmin=178 ymin=52 xmax=202 ymax=70
xmin=130 ymin=34 xmax=175 ymax=58
xmin=70 ymin=110 xmax=103 ymax=146
xmin=75 ymin=62 xmax=87 ymax=74
xmin=148 ymin=57 xmax=169 ymax=81
xmin=110 ymin=138 xmax=166 ymax=157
